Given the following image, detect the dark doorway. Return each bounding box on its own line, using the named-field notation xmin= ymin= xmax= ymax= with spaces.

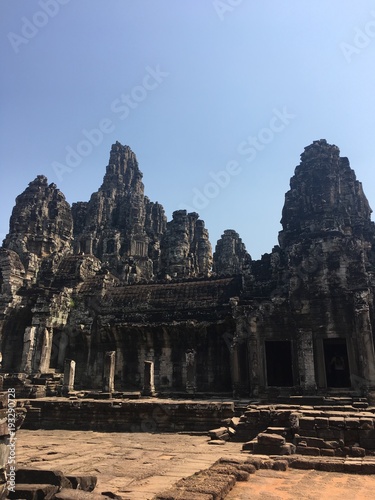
xmin=265 ymin=340 xmax=293 ymax=387
xmin=323 ymin=339 xmax=351 ymax=388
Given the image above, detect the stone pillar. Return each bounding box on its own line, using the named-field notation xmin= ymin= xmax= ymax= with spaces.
xmin=63 ymin=359 xmax=76 ymax=393
xmin=38 ymin=328 xmax=53 ymax=374
xmin=297 ymin=329 xmax=317 ymax=393
xmin=353 ymin=291 xmax=375 ymax=396
xmin=142 ymin=361 xmax=156 ymax=396
xmin=21 ymin=326 xmax=36 ymax=374
xmin=103 ymin=351 xmax=115 ymax=393
xmin=230 ymin=342 xmax=241 ymax=397
xmin=185 ymin=349 xmax=196 ymax=393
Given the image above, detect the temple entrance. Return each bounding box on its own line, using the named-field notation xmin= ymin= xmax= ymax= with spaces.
xmin=323 ymin=338 xmax=351 ymax=388
xmin=265 ymin=340 xmax=293 ymax=387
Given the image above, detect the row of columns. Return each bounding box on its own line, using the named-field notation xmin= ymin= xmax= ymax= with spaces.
xmin=63 ymin=351 xmax=197 ymax=395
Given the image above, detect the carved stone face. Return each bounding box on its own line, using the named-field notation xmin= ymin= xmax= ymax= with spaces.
xmin=168 ymin=246 xmax=187 ymax=264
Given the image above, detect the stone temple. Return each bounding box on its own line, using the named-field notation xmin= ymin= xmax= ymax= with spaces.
xmin=1 ymin=139 xmax=375 ymax=400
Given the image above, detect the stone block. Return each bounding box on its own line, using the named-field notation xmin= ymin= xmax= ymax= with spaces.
xmin=8 ymin=483 xmax=59 ymax=499
xmin=257 ymin=432 xmax=286 ymax=446
xmin=210 ymin=465 xmax=249 ymax=481
xmin=317 ymin=461 xmax=345 ymax=473
xmin=208 ymin=427 xmax=228 ymax=440
xmin=316 ymin=429 xmax=335 ymax=440
xmin=315 ymin=417 xmax=329 ymax=429
xmin=242 ymin=440 xmax=255 ymax=451
xmin=320 ymin=449 xmax=335 ymax=456
xmin=299 ymin=417 xmax=315 ymax=430
xmin=345 ymin=418 xmax=360 ymax=429
xmin=296 ymin=436 xmax=326 ymax=449
xmin=280 ymin=443 xmax=296 ymax=455
xmin=66 ymin=475 xmax=97 ymax=491
xmin=238 ymin=464 xmax=256 ymax=474
xmin=272 ymin=460 xmax=289 ymax=471
xmin=253 ymin=443 xmax=283 ymax=455
xmin=289 ymin=412 xmax=300 ymax=429
xmin=361 ymin=463 xmax=375 ymax=474
xmin=344 ymin=429 xmax=359 ymax=445
xmin=177 ymin=472 xmax=236 ymax=499
xmin=296 ymin=446 xmax=320 ymax=456
xmin=15 ymin=469 xmax=72 ymax=489
xmin=290 ymin=458 xmax=320 ymax=470
xmin=344 ymin=461 xmax=363 ymax=474
xmin=350 ymin=446 xmax=365 ymax=457
xmin=329 ymin=417 xmax=345 ymax=428
xmin=359 ymin=418 xmax=374 ymax=430
xmin=297 ymin=429 xmax=317 ymax=438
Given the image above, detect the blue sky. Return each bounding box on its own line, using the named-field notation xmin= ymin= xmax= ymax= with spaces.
xmin=1 ymin=0 xmax=375 ymax=259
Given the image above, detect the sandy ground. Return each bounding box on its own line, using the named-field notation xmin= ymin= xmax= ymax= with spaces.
xmin=14 ymin=429 xmax=375 ymax=500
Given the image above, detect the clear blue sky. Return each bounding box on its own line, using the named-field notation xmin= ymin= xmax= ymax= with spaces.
xmin=1 ymin=0 xmax=375 ymax=259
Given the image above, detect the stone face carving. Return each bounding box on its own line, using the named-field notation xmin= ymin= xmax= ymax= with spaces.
xmin=160 ymin=210 xmax=213 ymax=278
xmin=1 ymin=140 xmax=375 ymax=399
xmin=213 ymin=229 xmax=252 ymax=276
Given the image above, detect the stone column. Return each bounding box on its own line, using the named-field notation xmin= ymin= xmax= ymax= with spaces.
xmin=230 ymin=342 xmax=241 ymax=397
xmin=38 ymin=327 xmax=53 ymax=374
xmin=142 ymin=361 xmax=156 ymax=396
xmin=353 ymin=291 xmax=375 ymax=396
xmin=185 ymin=349 xmax=196 ymax=393
xmin=21 ymin=326 xmax=36 ymax=374
xmin=297 ymin=329 xmax=317 ymax=393
xmin=103 ymin=351 xmax=116 ymax=393
xmin=63 ymin=359 xmax=76 ymax=393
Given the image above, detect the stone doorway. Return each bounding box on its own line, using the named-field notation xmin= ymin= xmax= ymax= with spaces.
xmin=265 ymin=340 xmax=293 ymax=387
xmin=323 ymin=338 xmax=351 ymax=388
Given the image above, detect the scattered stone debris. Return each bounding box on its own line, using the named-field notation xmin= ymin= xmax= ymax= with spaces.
xmin=209 ymin=400 xmax=375 ymax=458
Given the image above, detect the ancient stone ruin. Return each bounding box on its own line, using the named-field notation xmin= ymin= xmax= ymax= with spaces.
xmin=1 ymin=139 xmax=375 ymax=400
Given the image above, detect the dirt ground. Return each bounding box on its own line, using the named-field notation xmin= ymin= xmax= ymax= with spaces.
xmin=14 ymin=429 xmax=375 ymax=500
